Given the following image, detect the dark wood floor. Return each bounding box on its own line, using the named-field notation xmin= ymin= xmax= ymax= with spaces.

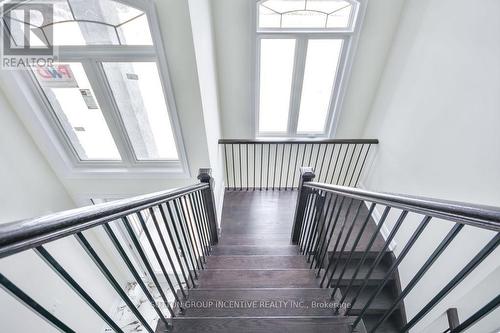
xmin=158 ymin=190 xmax=403 ymax=333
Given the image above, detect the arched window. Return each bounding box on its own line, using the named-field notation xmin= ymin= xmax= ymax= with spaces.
xmin=2 ymin=0 xmax=187 ymax=175
xmin=255 ymin=0 xmax=363 ymax=137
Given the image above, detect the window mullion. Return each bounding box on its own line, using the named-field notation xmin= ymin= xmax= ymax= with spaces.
xmin=288 ymin=38 xmax=308 ymax=137
xmin=82 ymin=60 xmax=135 ymax=166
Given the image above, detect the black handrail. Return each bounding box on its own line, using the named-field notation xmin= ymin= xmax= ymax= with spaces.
xmin=219 ymin=138 xmax=378 ymax=190
xmin=0 ymin=169 xmax=219 ymax=332
xmin=0 ymin=183 xmax=209 ymax=258
xmin=292 ymin=167 xmax=500 ymax=333
xmin=304 ymin=182 xmax=500 ymax=232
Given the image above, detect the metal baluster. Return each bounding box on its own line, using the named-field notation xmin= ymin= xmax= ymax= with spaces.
xmin=321 ymin=198 xmax=355 ymax=288
xmin=323 ymin=144 xmax=337 ymax=183
xmin=260 ymin=144 xmax=263 ymax=191
xmin=317 ymin=144 xmax=328 ymax=182
xmin=158 ymin=203 xmax=195 ymax=289
xmin=313 ymin=144 xmax=322 ymax=172
xmin=178 ymin=198 xmax=204 ymax=270
xmin=122 ymin=216 xmax=176 ymax=317
xmin=343 ymin=210 xmax=409 ymax=307
xmin=0 ymin=273 xmax=76 ymax=333
xmin=347 ymin=144 xmax=365 ymax=187
xmin=135 ymin=211 xmax=185 ymax=312
xmin=231 ymin=144 xmax=236 ymax=191
xmin=284 ymin=144 xmax=292 ymax=190
xmin=194 ymin=191 xmax=213 ymax=249
xmin=309 ymin=192 xmax=334 ymax=266
xmin=329 ymin=144 xmax=343 ymax=184
xmin=157 ymin=204 xmax=192 ymax=288
xmin=307 ymin=144 xmax=314 ymax=166
xmin=450 ymin=294 xmax=500 ymax=333
xmin=266 ymin=143 xmax=271 ymax=191
xmin=76 ymin=232 xmax=156 ymax=333
xmin=314 ymin=195 xmax=342 ymax=275
xmin=305 ymin=192 xmax=327 ymax=261
xmin=253 ymin=144 xmax=256 ymax=190
xmin=223 ymin=144 xmax=229 ymax=190
xmin=323 ymin=200 xmax=363 ymax=290
xmin=187 ymin=193 xmax=209 ymax=258
xmin=370 ymin=223 xmax=464 ymax=332
xmin=171 ymin=201 xmax=199 ymax=279
xmin=352 ymin=216 xmax=431 ymax=328
xmin=238 ymin=144 xmax=242 ymax=191
xmin=298 ymin=193 xmax=314 ymax=250
xmin=341 ymin=144 xmax=357 ymax=185
xmin=335 ymin=144 xmax=350 ymax=184
xmin=149 ymin=207 xmax=188 ymax=297
xmin=329 ymin=202 xmax=376 ymax=297
xmin=272 ymin=144 xmax=278 ymax=190
xmin=246 ymin=143 xmax=249 ymax=190
xmin=402 ymin=233 xmax=500 ymax=332
xmin=279 ymin=144 xmax=285 ymax=190
xmin=336 ymin=207 xmax=392 ymax=307
xmin=291 ymin=144 xmax=301 ymax=189
xmin=353 ymin=144 xmax=372 ymax=187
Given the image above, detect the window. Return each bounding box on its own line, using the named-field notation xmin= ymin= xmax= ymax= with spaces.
xmin=4 ymin=0 xmax=186 ymax=174
xmin=256 ymin=0 xmax=362 ymax=137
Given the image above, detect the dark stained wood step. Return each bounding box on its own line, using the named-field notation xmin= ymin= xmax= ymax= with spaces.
xmin=219 ymin=234 xmax=291 ymax=245
xmin=206 ymin=255 xmax=308 ymax=269
xmin=161 ymin=316 xmax=357 ymax=333
xmin=179 ymin=288 xmax=336 ymax=317
xmin=198 ymin=269 xmax=319 ymax=289
xmin=342 ymin=285 xmax=397 ymax=315
xmin=212 ymin=245 xmax=298 ymax=256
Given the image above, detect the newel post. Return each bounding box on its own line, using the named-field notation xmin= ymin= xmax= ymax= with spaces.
xmin=291 ymin=167 xmax=316 ymax=244
xmin=198 ymin=168 xmax=219 ymax=244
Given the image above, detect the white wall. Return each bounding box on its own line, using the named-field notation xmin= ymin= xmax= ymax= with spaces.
xmin=211 ymin=0 xmax=405 ymax=139
xmin=361 ymin=0 xmax=500 ymax=331
xmin=187 ymin=0 xmax=225 ymax=221
xmin=0 ymin=91 xmax=121 ymax=332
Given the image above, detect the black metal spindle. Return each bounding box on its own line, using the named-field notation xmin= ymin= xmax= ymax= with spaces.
xmin=194 ymin=191 xmax=212 ymax=249
xmin=291 ymin=144 xmax=301 ymax=189
xmin=246 ymin=143 xmax=249 ymax=190
xmin=164 ymin=203 xmax=197 ymax=288
xmin=315 ymin=195 xmax=342 ymax=275
xmin=298 ymin=193 xmax=315 ymax=250
xmin=178 ymin=198 xmax=204 ymax=270
xmin=279 ymin=144 xmax=285 ymax=190
xmin=402 ymin=233 xmax=500 ymax=332
xmin=337 ymin=206 xmax=391 ymax=306
xmin=353 ymin=144 xmax=372 ymax=187
xmin=451 ymin=294 xmax=500 ymax=333
xmin=157 ymin=204 xmax=192 ymax=288
xmin=122 ymin=216 xmax=176 ymax=317
xmin=253 ymin=144 xmax=256 ymax=190
xmin=272 ymin=144 xmax=278 ymax=191
xmin=187 ymin=193 xmax=209 ymax=258
xmin=284 ymin=144 xmax=292 ymax=190
xmin=266 ymin=143 xmax=271 ymax=190
xmin=341 ymin=144 xmax=357 ymax=185
xmin=171 ymin=201 xmax=199 ymax=279
xmin=307 ymin=144 xmax=314 ymax=166
xmin=330 ymin=202 xmax=376 ymax=295
xmin=322 ymin=198 xmax=355 ymax=288
xmin=313 ymin=144 xmax=322 ymax=172
xmin=352 ymin=216 xmax=431 ymax=327
xmin=231 ymin=144 xmax=236 ymax=191
xmin=323 ymin=200 xmax=363 ymax=289
xmin=313 ymin=193 xmax=340 ymax=271
xmin=329 ymin=144 xmax=343 ymax=184
xmin=0 ymin=273 xmax=76 ymax=333
xmin=149 ymin=207 xmax=188 ymax=297
xmin=76 ymin=232 xmax=156 ymax=333
xmin=223 ymin=144 xmax=229 ymax=189
xmin=370 ymin=223 xmax=464 ymax=332
xmin=304 ymin=192 xmax=326 ymax=259
xmin=323 ymin=144 xmax=336 ymax=183
xmin=260 ymin=144 xmax=263 ymax=191
xmin=347 ymin=144 xmax=364 ymax=187
xmin=343 ymin=210 xmax=409 ymax=307
xmin=135 ymin=212 xmax=184 ymax=311
xmin=177 ymin=198 xmax=202 ymax=270
xmin=308 ymin=192 xmax=334 ymax=265
xmin=335 ymin=144 xmax=350 ymax=184
xmin=317 ymin=144 xmax=328 ymax=182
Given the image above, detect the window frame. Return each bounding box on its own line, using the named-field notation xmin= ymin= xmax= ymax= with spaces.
xmin=253 ymin=0 xmax=366 ymax=138
xmin=8 ymin=0 xmax=190 ymax=178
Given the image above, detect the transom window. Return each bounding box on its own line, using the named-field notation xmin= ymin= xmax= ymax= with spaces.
xmin=255 ymin=0 xmax=362 ymax=137
xmin=3 ymin=0 xmax=186 ymax=173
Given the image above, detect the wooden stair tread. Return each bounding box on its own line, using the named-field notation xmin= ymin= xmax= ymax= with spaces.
xmin=206 ymin=255 xmax=308 ymax=269
xmin=212 ymin=245 xmax=298 ymax=256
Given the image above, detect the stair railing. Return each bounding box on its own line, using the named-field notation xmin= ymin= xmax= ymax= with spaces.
xmin=292 ymin=167 xmax=500 ymax=333
xmin=219 ymin=139 xmax=378 ymax=191
xmin=0 ymin=169 xmax=219 ymax=333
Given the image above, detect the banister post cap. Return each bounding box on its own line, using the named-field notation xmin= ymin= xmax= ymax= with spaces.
xmin=198 ymin=168 xmax=212 ymax=183
xmin=300 ymin=167 xmax=315 ymax=182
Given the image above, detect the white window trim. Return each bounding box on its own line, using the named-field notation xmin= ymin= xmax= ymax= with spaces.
xmin=1 ymin=0 xmax=190 ymax=179
xmin=252 ymin=0 xmax=368 ymax=138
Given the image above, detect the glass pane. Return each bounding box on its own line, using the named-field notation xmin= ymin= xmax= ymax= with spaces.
xmin=68 ymin=0 xmax=143 ymax=26
xmin=33 ymin=63 xmax=121 ymax=160
xmin=262 ymin=0 xmax=304 ymax=13
xmin=327 ymin=5 xmax=353 ymax=28
xmin=281 ymin=10 xmax=327 ymax=28
xmin=103 ymin=62 xmax=179 ymax=160
xmin=297 ymin=39 xmax=343 ymax=133
xmin=258 ymin=39 xmax=296 ymax=133
xmin=44 ymin=22 xmax=120 ymax=46
xmin=258 ymin=5 xmax=281 ymax=28
xmin=117 ymin=14 xmax=153 ymax=45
